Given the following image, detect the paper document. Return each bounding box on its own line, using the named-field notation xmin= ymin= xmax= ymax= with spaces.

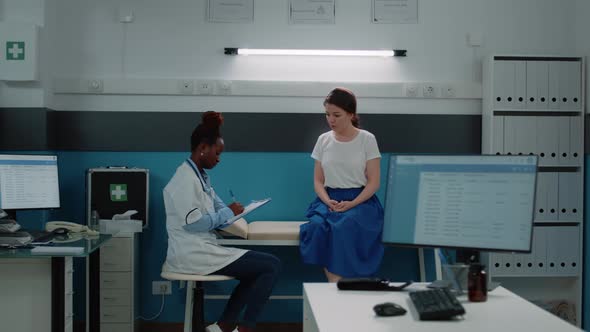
xmin=31 ymin=246 xmax=84 ymax=255
xmin=223 ymin=198 xmax=272 ymax=226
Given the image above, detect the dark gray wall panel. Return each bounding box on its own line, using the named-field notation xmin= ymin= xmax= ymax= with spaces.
xmin=5 ymin=108 xmax=559 ymax=154
xmin=50 ymin=111 xmax=482 ymax=153
xmin=53 ymin=111 xmax=193 ymax=151
xmin=360 ymin=114 xmax=481 ymax=153
xmin=0 ymin=108 xmax=52 ymax=150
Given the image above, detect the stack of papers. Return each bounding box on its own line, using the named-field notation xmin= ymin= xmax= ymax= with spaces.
xmin=0 ymin=219 xmax=21 ymax=233
xmin=0 ymin=231 xmax=32 ymax=247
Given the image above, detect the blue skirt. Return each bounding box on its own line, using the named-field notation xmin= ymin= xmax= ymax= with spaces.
xmin=299 ymin=187 xmax=384 ymax=277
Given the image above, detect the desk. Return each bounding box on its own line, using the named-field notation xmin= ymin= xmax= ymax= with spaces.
xmin=302 ymin=282 xmax=582 ymax=332
xmin=0 ymin=234 xmax=112 ymax=332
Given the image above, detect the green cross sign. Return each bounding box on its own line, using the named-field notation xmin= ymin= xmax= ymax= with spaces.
xmin=6 ymin=41 xmax=25 ymax=60
xmin=110 ymin=184 xmax=128 ymax=202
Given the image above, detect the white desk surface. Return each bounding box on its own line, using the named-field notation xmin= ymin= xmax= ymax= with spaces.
xmin=303 ymin=282 xmax=581 ymax=332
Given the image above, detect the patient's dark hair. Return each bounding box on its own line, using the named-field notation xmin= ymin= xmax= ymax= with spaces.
xmin=324 ymin=87 xmax=359 ymax=128
xmin=191 ymin=111 xmax=224 ymax=150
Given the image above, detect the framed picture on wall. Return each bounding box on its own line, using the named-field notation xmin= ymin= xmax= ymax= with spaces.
xmin=289 ymin=0 xmax=335 ymax=24
xmin=208 ymin=0 xmax=254 ymax=23
xmin=372 ymin=0 xmax=418 ymax=24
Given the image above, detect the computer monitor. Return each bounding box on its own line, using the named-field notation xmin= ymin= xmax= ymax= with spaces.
xmin=0 ymin=154 xmax=60 ymax=215
xmin=382 ymin=155 xmax=537 ymax=253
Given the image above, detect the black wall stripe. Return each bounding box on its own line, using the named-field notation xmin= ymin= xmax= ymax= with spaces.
xmin=0 ymin=108 xmax=586 ymax=154
xmin=0 ymin=108 xmax=53 ymax=150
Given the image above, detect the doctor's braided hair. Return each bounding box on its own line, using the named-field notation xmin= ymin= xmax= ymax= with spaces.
xmin=191 ymin=111 xmax=224 ymax=151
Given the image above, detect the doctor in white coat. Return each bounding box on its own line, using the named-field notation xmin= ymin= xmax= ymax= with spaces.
xmin=163 ymin=111 xmax=281 ymax=332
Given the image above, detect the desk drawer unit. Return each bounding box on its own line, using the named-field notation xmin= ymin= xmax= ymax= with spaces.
xmin=101 ymin=288 xmax=132 ymax=307
xmin=101 ymin=305 xmax=132 ymax=323
xmin=100 ymin=238 xmax=132 ymax=271
xmin=101 ymin=271 xmax=132 ymax=289
xmin=91 ymin=233 xmax=140 ymax=332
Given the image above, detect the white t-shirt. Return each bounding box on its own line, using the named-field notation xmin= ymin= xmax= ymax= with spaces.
xmin=311 ymin=129 xmax=381 ymax=188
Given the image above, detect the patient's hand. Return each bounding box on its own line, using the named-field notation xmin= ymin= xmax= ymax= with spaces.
xmin=326 ymin=199 xmax=339 ymax=212
xmin=228 ymin=202 xmax=244 ymax=215
xmin=333 ymin=200 xmax=355 ymax=212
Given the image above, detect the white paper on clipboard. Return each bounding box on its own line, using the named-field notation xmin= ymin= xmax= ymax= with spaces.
xmin=222 ymin=198 xmax=272 ymax=227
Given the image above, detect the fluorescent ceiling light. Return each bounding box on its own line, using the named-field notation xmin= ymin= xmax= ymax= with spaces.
xmin=224 ymin=48 xmax=407 ymax=57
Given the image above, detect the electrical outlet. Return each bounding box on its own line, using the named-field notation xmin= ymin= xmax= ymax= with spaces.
xmin=152 ymin=281 xmax=172 ymax=295
xmin=196 ymin=80 xmax=214 ymax=95
xmin=422 ymin=84 xmax=438 ymax=98
xmin=440 ymin=84 xmax=456 ymax=98
xmin=217 ymin=80 xmax=232 ymax=95
xmin=178 ymin=80 xmax=194 ymax=94
xmin=87 ymin=79 xmax=103 ymax=93
xmin=404 ymin=84 xmax=419 ymax=97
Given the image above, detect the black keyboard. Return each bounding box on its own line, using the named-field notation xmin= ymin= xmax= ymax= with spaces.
xmin=409 ymin=288 xmax=466 ymax=320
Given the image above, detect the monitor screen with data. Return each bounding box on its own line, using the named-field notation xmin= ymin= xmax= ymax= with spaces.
xmin=0 ymin=154 xmax=60 ymax=210
xmin=382 ymin=155 xmax=537 ymax=252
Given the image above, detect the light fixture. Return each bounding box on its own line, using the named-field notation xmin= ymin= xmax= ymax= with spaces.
xmin=224 ymin=48 xmax=407 ymax=57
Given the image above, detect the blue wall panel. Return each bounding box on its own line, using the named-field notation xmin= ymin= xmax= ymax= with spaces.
xmin=48 ymin=151 xmax=429 ymax=323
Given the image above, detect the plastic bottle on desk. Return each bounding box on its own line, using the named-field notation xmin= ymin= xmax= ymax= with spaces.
xmin=90 ymin=210 xmax=100 ymax=229
xmin=468 ymin=263 xmax=487 ymax=302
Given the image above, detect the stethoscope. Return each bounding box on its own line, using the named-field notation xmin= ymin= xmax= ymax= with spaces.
xmin=186 ymin=158 xmax=214 ymax=200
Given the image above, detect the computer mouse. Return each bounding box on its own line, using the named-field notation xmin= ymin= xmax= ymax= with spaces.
xmin=373 ymin=302 xmax=407 ymax=317
xmin=53 ymin=227 xmax=70 ymax=235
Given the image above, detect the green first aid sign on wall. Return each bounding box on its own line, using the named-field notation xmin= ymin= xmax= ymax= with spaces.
xmin=110 ymin=184 xmax=128 ymax=202
xmin=6 ymin=41 xmax=25 ymax=60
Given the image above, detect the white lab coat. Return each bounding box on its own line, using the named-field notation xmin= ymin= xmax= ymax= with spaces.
xmin=162 ymin=161 xmax=246 ymax=275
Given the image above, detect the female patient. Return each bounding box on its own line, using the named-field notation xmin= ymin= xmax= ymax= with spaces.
xmin=162 ymin=111 xmax=280 ymax=332
xmin=299 ymin=88 xmax=384 ymax=282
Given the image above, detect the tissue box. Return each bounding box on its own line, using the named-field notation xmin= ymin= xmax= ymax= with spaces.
xmin=99 ymin=219 xmax=142 ymax=234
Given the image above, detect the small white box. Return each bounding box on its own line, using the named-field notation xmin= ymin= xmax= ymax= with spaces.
xmin=99 ymin=219 xmax=142 ymax=234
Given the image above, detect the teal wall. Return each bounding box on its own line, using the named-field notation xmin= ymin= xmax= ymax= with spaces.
xmin=585 ymin=156 xmax=589 ymax=329
xmin=11 ymin=150 xmax=586 ymax=325
xmin=31 ymin=151 xmax=426 ymax=323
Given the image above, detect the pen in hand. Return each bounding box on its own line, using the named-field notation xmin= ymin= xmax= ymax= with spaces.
xmin=228 ymin=190 xmax=244 ymax=215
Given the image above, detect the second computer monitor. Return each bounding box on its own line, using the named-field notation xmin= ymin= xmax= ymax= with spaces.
xmin=382 ymin=155 xmax=537 ymax=253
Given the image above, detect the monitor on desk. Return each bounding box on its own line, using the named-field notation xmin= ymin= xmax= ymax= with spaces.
xmin=0 ymin=154 xmax=60 ymax=215
xmin=382 ymin=155 xmax=537 ymax=253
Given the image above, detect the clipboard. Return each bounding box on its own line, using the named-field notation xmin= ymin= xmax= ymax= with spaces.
xmin=221 ymin=198 xmax=272 ymax=227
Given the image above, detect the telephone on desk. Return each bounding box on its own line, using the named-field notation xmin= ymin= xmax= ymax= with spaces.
xmin=46 ymin=221 xmax=100 ymax=236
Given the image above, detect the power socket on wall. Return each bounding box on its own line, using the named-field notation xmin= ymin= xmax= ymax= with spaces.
xmin=404 ymin=84 xmax=419 ymax=97
xmin=422 ymin=84 xmax=438 ymax=98
xmin=152 ymin=281 xmax=172 ymax=295
xmin=178 ymin=80 xmax=194 ymax=94
xmin=197 ymin=80 xmax=214 ymax=95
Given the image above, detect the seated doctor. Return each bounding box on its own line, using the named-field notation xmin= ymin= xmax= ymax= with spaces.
xmin=162 ymin=111 xmax=281 ymax=332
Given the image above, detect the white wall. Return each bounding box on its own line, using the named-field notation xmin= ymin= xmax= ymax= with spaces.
xmin=1 ymin=0 xmax=582 ymax=113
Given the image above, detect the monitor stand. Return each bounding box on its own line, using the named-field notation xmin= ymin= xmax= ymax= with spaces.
xmin=428 ymin=249 xmax=501 ymax=293
xmin=428 ymin=249 xmax=468 ymax=294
